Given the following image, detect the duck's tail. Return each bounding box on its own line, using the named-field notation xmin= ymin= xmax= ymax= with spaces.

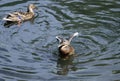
xmin=3 ymin=13 xmax=17 ymax=21
xmin=3 ymin=17 xmax=12 ymax=21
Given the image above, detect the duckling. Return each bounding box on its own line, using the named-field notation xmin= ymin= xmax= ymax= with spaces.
xmin=3 ymin=4 xmax=36 ymax=25
xmin=56 ymin=32 xmax=79 ymax=58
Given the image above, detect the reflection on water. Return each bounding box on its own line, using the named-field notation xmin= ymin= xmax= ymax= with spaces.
xmin=56 ymin=55 xmax=75 ymax=75
xmin=3 ymin=21 xmax=17 ymax=28
xmin=0 ymin=0 xmax=120 ymax=81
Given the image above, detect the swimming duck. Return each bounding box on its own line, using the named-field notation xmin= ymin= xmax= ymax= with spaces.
xmin=3 ymin=4 xmax=36 ymax=25
xmin=56 ymin=32 xmax=79 ymax=58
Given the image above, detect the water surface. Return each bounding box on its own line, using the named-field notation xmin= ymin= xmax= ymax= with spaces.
xmin=0 ymin=0 xmax=120 ymax=81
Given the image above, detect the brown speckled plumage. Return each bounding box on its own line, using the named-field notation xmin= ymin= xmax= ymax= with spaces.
xmin=3 ymin=4 xmax=36 ymax=23
xmin=56 ymin=32 xmax=79 ymax=58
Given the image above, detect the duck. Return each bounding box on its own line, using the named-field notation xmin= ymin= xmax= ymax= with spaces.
xmin=56 ymin=32 xmax=79 ymax=58
xmin=3 ymin=4 xmax=36 ymax=25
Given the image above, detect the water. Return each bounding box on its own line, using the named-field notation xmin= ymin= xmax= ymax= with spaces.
xmin=0 ymin=0 xmax=120 ymax=81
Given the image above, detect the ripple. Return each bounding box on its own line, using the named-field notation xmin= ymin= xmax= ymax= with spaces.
xmin=0 ymin=47 xmax=8 ymax=52
xmin=0 ymin=56 xmax=11 ymax=62
xmin=2 ymin=67 xmax=36 ymax=74
xmin=112 ymin=70 xmax=120 ymax=74
xmin=0 ymin=69 xmax=45 ymax=80
xmin=0 ymin=78 xmax=5 ymax=81
xmin=110 ymin=8 xmax=120 ymax=12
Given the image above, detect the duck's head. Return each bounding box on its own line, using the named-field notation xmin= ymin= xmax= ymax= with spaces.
xmin=29 ymin=4 xmax=36 ymax=9
xmin=28 ymin=4 xmax=36 ymax=13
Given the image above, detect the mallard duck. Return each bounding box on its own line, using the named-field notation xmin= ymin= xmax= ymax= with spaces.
xmin=56 ymin=32 xmax=79 ymax=58
xmin=3 ymin=4 xmax=36 ymax=25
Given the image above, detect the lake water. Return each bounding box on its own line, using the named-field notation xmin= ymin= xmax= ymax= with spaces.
xmin=0 ymin=0 xmax=120 ymax=81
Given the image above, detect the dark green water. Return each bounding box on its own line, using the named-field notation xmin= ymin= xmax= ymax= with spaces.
xmin=0 ymin=0 xmax=120 ymax=81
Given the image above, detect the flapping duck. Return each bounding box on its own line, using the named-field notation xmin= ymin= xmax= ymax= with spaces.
xmin=56 ymin=32 xmax=79 ymax=58
xmin=3 ymin=4 xmax=36 ymax=25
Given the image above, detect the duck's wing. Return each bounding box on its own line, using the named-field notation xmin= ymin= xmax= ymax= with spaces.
xmin=56 ymin=36 xmax=64 ymax=43
xmin=68 ymin=32 xmax=79 ymax=43
xmin=3 ymin=11 xmax=25 ymax=21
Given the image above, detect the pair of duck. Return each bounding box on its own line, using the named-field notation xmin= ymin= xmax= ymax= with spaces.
xmin=3 ymin=4 xmax=79 ymax=59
